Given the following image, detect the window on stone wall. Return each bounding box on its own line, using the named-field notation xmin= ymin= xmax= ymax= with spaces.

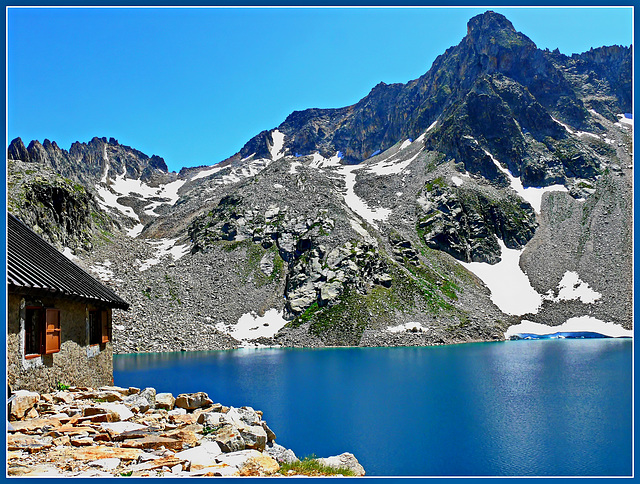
xmin=25 ymin=307 xmax=60 ymax=356
xmin=89 ymin=310 xmax=110 ymax=345
xmin=89 ymin=310 xmax=101 ymax=345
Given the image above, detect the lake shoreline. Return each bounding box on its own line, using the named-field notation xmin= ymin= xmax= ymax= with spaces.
xmin=114 ymin=331 xmax=632 ymax=357
xmin=7 ymin=386 xmax=366 ymax=477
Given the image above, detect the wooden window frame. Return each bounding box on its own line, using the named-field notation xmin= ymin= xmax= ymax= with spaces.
xmin=24 ymin=306 xmax=60 ymax=357
xmin=101 ymin=310 xmax=110 ymax=344
xmin=89 ymin=309 xmax=110 ymax=346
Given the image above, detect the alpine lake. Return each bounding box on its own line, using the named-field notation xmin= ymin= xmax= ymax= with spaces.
xmin=114 ymin=338 xmax=632 ymax=477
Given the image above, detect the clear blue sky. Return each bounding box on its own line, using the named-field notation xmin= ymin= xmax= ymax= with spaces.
xmin=7 ymin=7 xmax=633 ymax=173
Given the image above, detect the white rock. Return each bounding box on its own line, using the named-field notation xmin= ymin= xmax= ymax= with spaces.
xmin=100 ymin=422 xmax=147 ymax=436
xmin=176 ymin=442 xmax=223 ymax=468
xmin=168 ymin=408 xmax=187 ymax=416
xmin=155 ymin=393 xmax=175 ymax=410
xmin=216 ymin=449 xmax=262 ymax=468
xmin=10 ymin=390 xmax=40 ymax=420
xmin=88 ymin=458 xmax=121 ymax=470
xmin=317 ymin=452 xmax=365 ymax=476
xmin=96 ymin=403 xmax=134 ymax=421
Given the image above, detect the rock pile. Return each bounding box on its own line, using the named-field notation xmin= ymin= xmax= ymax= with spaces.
xmin=7 ymin=386 xmax=364 ymax=477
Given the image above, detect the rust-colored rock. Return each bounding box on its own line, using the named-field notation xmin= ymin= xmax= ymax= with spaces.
xmin=9 ymin=417 xmax=62 ymax=433
xmin=130 ymin=456 xmax=186 ymax=472
xmin=71 ymin=445 xmax=142 ymax=461
xmin=162 ymin=427 xmax=199 ymax=448
xmin=120 ymin=436 xmax=183 ymax=451
xmin=7 ymin=434 xmax=53 ymax=453
xmin=170 ymin=413 xmax=197 ymax=426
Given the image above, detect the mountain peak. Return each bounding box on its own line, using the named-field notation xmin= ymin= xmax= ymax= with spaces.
xmin=465 ymin=10 xmax=536 ymax=53
xmin=466 ymin=11 xmax=515 ymax=37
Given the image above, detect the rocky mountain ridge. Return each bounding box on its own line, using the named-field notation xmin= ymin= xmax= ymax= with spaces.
xmin=7 ymin=11 xmax=633 ymax=352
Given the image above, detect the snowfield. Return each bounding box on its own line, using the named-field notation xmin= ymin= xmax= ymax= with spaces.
xmin=460 ymin=240 xmax=542 ymax=316
xmin=505 ymin=317 xmax=632 ymax=339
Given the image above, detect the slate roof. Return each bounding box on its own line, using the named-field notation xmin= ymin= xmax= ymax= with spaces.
xmin=7 ymin=213 xmax=129 ymax=310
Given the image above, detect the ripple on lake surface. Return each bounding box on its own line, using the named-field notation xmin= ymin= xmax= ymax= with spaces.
xmin=114 ymin=339 xmax=632 ymax=476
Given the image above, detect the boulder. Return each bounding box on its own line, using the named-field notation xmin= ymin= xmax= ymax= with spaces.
xmin=162 ymin=427 xmax=199 ymax=448
xmin=123 ymin=394 xmax=150 ymax=414
xmin=52 ymin=391 xmax=74 ymax=404
xmin=240 ymin=425 xmax=267 ymax=451
xmin=320 ymin=280 xmax=343 ymax=304
xmin=7 ymin=434 xmax=53 ymax=453
xmin=96 ymin=403 xmax=134 ymax=421
xmin=264 ymin=442 xmax=298 ymax=464
xmin=215 ymin=449 xmax=261 ymax=468
xmin=95 ymin=391 xmax=124 ymax=402
xmin=155 ymin=392 xmax=175 ymax=410
xmin=317 ymin=452 xmax=365 ymax=476
xmin=9 ymin=418 xmax=62 ymax=433
xmin=10 ymin=390 xmax=40 ymax=420
xmin=120 ymin=435 xmax=183 ymax=451
xmin=239 ymin=454 xmax=280 ymax=476
xmin=87 ymin=458 xmax=121 ymax=471
xmin=261 ymin=421 xmax=276 ymax=442
xmin=98 ymin=386 xmax=130 ymax=396
xmin=175 ymin=442 xmax=223 ymax=469
xmin=140 ymin=388 xmax=156 ymax=408
xmin=210 ymin=424 xmax=245 ymax=453
xmin=71 ymin=445 xmax=142 ymax=461
xmin=175 ymin=392 xmax=213 ymax=410
xmin=100 ymin=422 xmax=148 ymax=438
xmin=198 ymin=412 xmax=224 ymax=427
xmin=259 ymin=252 xmax=275 ymax=276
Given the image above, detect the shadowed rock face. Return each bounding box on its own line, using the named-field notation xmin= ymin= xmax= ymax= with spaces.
xmin=417 ymin=182 xmax=537 ymax=264
xmin=224 ymin=11 xmax=629 ymax=168
xmin=8 ymin=136 xmax=172 ymax=185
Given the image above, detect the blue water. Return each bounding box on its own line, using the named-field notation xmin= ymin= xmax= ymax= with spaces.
xmin=114 ymin=339 xmax=632 ymax=476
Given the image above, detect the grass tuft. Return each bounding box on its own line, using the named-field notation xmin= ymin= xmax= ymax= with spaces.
xmin=278 ymin=455 xmax=356 ymax=477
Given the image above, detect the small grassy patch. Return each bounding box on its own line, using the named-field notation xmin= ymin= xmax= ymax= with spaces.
xmin=278 ymin=455 xmax=356 ymax=477
xmin=201 ymin=424 xmax=222 ymax=436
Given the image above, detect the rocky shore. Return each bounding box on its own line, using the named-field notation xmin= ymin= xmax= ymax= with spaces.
xmin=7 ymin=386 xmax=365 ymax=477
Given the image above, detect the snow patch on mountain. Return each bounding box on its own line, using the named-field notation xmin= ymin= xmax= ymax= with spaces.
xmin=546 ymin=271 xmax=602 ymax=304
xmin=139 ymin=238 xmax=190 ymax=271
xmin=350 ymin=218 xmax=377 ymax=246
xmin=310 ymin=151 xmax=342 ymax=169
xmin=387 ymin=322 xmax=428 ymax=333
xmin=127 ymin=224 xmax=145 ymax=237
xmin=341 ymin=165 xmax=392 ymax=229
xmin=91 ymin=260 xmax=114 ymax=282
xmin=96 ymin=168 xmax=186 ymax=227
xmin=270 ymin=130 xmax=286 ymax=160
xmin=216 ymin=308 xmax=288 ymax=343
xmin=364 ymin=150 xmax=421 ymax=177
xmin=617 ymin=113 xmax=633 ymax=126
xmin=190 ymin=164 xmax=225 ymax=181
xmin=552 ymin=117 xmax=575 ymax=134
xmin=96 ymin=184 xmax=139 ymax=220
xmin=483 ymin=149 xmax=567 ymax=213
xmin=460 ymin=240 xmax=542 ymax=316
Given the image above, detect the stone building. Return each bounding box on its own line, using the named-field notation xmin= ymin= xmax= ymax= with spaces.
xmin=7 ymin=213 xmax=129 ymax=393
